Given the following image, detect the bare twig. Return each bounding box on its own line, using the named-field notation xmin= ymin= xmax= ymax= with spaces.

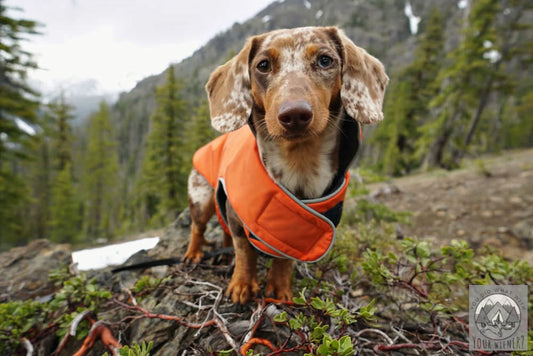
xmin=113 ymin=298 xmax=216 ymax=329
xmin=21 ymin=338 xmax=33 ymax=356
xmin=213 ymin=310 xmax=238 ymax=352
xmin=73 ymin=321 xmax=121 ymax=356
xmin=240 ymin=337 xmax=276 ymax=354
xmin=54 ymin=310 xmax=92 ymax=355
xmin=355 ymin=328 xmax=394 ymax=345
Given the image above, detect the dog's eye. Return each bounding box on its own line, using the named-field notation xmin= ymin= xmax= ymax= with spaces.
xmin=317 ymin=55 xmax=333 ymax=69
xmin=257 ymin=60 xmax=270 ymax=73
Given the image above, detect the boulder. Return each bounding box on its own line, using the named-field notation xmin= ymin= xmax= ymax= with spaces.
xmin=512 ymin=219 xmax=533 ymax=249
xmin=0 ymin=239 xmax=72 ymax=301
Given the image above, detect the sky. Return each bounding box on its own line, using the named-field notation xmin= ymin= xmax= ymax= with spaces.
xmin=8 ymin=0 xmax=274 ymax=96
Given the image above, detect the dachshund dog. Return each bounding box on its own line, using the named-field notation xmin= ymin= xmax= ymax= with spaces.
xmin=184 ymin=27 xmax=388 ymax=304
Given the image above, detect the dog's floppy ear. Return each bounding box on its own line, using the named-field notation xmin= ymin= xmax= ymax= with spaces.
xmin=331 ymin=28 xmax=389 ymax=124
xmin=205 ymin=38 xmax=257 ymax=132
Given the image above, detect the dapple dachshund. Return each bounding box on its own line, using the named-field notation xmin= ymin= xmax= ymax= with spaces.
xmin=184 ymin=26 xmax=388 ymax=304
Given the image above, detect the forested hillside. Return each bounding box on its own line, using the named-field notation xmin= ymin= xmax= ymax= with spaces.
xmin=0 ymin=0 xmax=531 ymax=249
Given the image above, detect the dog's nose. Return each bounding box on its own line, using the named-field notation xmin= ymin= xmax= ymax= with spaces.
xmin=278 ymin=100 xmax=313 ymax=131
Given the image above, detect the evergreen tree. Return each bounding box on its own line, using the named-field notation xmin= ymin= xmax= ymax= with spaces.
xmin=373 ymin=81 xmax=411 ymax=175
xmin=418 ymin=0 xmax=530 ymax=168
xmin=460 ymin=0 xmax=532 ymax=152
xmin=44 ymin=94 xmax=80 ymax=242
xmin=506 ymin=306 xmax=519 ymax=327
xmin=46 ymin=93 xmax=74 ymax=171
xmin=372 ymin=8 xmax=445 ymax=175
xmin=418 ymin=0 xmax=501 ymax=168
xmin=48 ymin=163 xmax=80 ymax=243
xmin=28 ymin=118 xmax=51 ymax=240
xmin=83 ymin=102 xmax=118 ymax=240
xmin=140 ymin=65 xmax=188 ymax=225
xmin=184 ymin=99 xmax=217 ymax=163
xmin=0 ymin=2 xmax=40 ymax=246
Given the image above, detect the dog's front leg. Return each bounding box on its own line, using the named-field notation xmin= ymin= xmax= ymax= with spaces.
xmin=265 ymin=259 xmax=295 ymax=301
xmin=225 ymin=201 xmax=259 ymax=304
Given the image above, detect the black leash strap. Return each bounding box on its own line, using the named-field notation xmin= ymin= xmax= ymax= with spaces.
xmin=111 ymin=247 xmax=235 ymax=273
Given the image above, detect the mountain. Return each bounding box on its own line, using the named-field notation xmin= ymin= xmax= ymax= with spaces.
xmin=108 ymin=0 xmax=466 ymax=188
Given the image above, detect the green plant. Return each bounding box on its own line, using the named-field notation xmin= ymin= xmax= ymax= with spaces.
xmin=49 ymin=269 xmax=112 ymax=339
xmin=474 ymin=158 xmax=492 ymax=177
xmin=104 ymin=341 xmax=154 ymax=356
xmin=133 ymin=275 xmax=172 ymax=296
xmin=0 ymin=267 xmax=112 ymax=354
xmin=0 ymin=301 xmax=47 ymax=353
xmin=266 ymin=289 xmax=374 ymax=354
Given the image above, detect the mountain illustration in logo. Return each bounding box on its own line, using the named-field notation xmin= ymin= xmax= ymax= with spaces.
xmin=475 ymin=295 xmax=520 ymax=339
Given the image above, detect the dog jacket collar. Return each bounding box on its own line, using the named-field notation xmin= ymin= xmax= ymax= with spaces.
xmin=192 ymin=117 xmax=360 ymax=262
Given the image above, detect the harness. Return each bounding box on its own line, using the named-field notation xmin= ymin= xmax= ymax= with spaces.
xmin=193 ymin=117 xmax=360 ymax=262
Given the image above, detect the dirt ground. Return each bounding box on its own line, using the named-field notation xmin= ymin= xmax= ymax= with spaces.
xmin=368 ymin=149 xmax=533 ymax=264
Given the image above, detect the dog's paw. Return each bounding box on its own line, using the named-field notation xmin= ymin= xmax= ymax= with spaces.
xmin=226 ymin=278 xmax=260 ymax=304
xmin=183 ymin=249 xmax=204 ymax=264
xmin=265 ymin=281 xmax=293 ymax=302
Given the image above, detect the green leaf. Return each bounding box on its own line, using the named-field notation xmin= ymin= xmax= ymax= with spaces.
xmin=273 ymin=311 xmax=288 ymax=323
xmin=310 ymin=297 xmax=326 ymax=310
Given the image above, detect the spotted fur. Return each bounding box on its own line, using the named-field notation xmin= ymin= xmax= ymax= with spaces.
xmin=186 ymin=26 xmax=389 ymax=304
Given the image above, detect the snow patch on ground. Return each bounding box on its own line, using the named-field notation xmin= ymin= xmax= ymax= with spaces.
xmin=315 ymin=10 xmax=323 ymax=19
xmin=72 ymin=237 xmax=160 ymax=270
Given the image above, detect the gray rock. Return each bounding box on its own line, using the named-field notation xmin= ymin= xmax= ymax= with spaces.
xmin=0 ymin=239 xmax=71 ymax=301
xmin=512 ymin=219 xmax=533 ymax=249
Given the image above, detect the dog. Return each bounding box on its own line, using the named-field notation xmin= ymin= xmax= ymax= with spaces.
xmin=184 ymin=26 xmax=388 ymax=304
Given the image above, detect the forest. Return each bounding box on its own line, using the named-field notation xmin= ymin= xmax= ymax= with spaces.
xmin=0 ymin=0 xmax=531 ymax=251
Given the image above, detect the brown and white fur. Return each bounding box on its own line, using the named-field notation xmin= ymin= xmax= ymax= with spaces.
xmin=184 ymin=27 xmax=388 ymax=304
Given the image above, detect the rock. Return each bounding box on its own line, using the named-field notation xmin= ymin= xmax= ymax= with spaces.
xmin=512 ymin=219 xmax=533 ymax=249
xmin=0 ymin=239 xmax=72 ymax=301
xmin=432 ymin=204 xmax=448 ymax=212
xmin=151 ymin=208 xmax=225 ymax=260
xmin=150 ymin=210 xmax=192 ymax=259
xmin=371 ymin=184 xmax=401 ymax=198
xmin=481 ymin=211 xmax=493 ymax=218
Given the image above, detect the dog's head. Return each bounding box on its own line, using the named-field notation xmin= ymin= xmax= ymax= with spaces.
xmin=206 ymin=27 xmax=388 ymax=140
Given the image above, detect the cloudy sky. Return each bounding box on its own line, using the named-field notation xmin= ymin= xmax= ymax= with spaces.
xmin=9 ymin=0 xmax=273 ymax=95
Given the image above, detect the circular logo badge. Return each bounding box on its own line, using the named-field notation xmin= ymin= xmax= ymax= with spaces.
xmin=474 ymin=293 xmax=521 ymax=340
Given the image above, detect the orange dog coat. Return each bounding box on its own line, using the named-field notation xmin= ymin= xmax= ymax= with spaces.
xmin=193 ymin=120 xmax=360 ymax=262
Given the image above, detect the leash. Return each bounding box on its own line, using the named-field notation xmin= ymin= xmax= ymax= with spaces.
xmin=111 ymin=247 xmax=235 ymax=273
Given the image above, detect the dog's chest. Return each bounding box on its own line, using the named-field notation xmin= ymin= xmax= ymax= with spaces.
xmin=258 ymin=136 xmax=337 ymax=199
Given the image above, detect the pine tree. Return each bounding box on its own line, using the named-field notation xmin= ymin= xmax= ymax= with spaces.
xmin=48 ymin=163 xmax=80 ymax=243
xmin=0 ymin=2 xmax=40 ymax=246
xmin=83 ymin=102 xmax=118 ymax=240
xmin=47 ymin=93 xmax=75 ymax=171
xmin=377 ymin=81 xmax=411 ymax=175
xmin=28 ymin=119 xmax=51 ymax=240
xmin=460 ymin=0 xmax=532 ymax=153
xmin=44 ymin=95 xmax=81 ymax=242
xmin=140 ymin=65 xmax=188 ymax=225
xmin=372 ymin=8 xmax=445 ymax=175
xmin=418 ymin=0 xmax=531 ymax=168
xmin=184 ymin=99 xmax=217 ymax=163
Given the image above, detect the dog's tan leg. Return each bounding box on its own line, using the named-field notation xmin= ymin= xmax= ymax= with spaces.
xmin=225 ymin=201 xmax=259 ymax=304
xmin=265 ymin=259 xmax=295 ymax=301
xmin=184 ymin=169 xmax=215 ymax=263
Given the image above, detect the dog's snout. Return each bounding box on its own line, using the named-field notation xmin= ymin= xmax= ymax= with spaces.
xmin=278 ymin=100 xmax=313 ymax=131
